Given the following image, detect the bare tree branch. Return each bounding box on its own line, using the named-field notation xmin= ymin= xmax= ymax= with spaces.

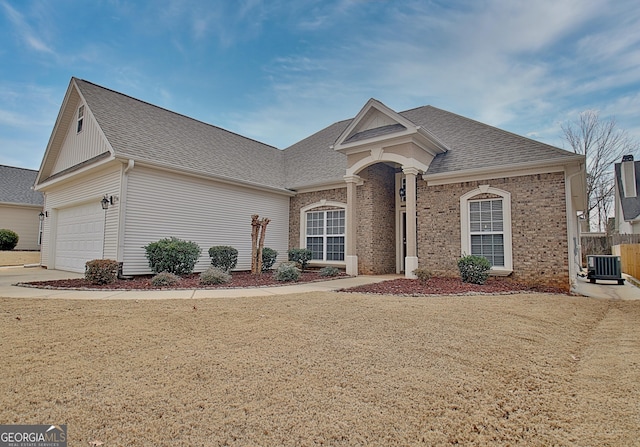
xmin=561 ymin=110 xmax=638 ymax=231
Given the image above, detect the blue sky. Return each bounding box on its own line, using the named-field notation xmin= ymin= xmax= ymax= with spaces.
xmin=1 ymin=0 xmax=639 ymax=170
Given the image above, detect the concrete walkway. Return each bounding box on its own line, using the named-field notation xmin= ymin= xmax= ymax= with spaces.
xmin=0 ymin=266 xmax=395 ymax=300
xmin=2 ymin=265 xmax=639 ymax=300
xmin=573 ymin=273 xmax=640 ymax=300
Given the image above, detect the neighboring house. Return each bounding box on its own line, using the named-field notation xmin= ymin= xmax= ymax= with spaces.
xmin=0 ymin=165 xmax=44 ymax=250
xmin=614 ymin=155 xmax=640 ymax=234
xmin=36 ymin=78 xmax=586 ymax=290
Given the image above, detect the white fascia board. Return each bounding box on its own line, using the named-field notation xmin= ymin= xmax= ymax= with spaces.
xmin=35 ymin=155 xmax=117 ymax=191
xmin=126 ymin=157 xmax=296 ymax=197
xmin=423 ymin=156 xmax=584 ymax=186
xmin=0 ymin=202 xmax=43 ymax=209
xmin=293 ymin=181 xmax=348 ymax=194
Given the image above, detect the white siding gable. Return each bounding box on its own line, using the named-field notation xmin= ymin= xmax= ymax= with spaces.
xmin=51 ymin=100 xmax=112 ymax=176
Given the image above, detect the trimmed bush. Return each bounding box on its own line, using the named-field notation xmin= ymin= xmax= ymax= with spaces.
xmin=144 ymin=237 xmax=201 ymax=275
xmin=0 ymin=229 xmax=19 ymax=251
xmin=200 ymin=267 xmax=232 ymax=285
xmin=457 ymin=255 xmax=491 ymax=285
xmin=274 ymin=262 xmax=301 ymax=282
xmin=150 ymin=271 xmax=180 ymax=287
xmin=413 ymin=267 xmax=432 ymax=283
xmin=288 ymin=248 xmax=312 ymax=272
xmin=319 ymin=266 xmax=341 ymax=277
xmin=85 ymin=259 xmax=119 ymax=285
xmin=208 ymin=246 xmax=238 ymax=272
xmin=261 ymin=247 xmax=278 ymax=272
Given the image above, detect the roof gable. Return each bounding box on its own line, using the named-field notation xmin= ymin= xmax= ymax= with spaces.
xmin=38 ymin=78 xmax=287 ymax=192
xmin=332 ymin=99 xmax=449 ymax=156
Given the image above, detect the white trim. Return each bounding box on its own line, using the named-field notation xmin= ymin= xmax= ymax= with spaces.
xmin=346 ymin=153 xmax=429 ymax=177
xmin=299 ymin=200 xmax=347 ymax=264
xmin=424 ymin=156 xmax=584 ymax=186
xmin=460 ymin=185 xmax=513 ymax=275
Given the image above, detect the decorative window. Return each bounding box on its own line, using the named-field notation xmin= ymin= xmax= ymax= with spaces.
xmin=306 ymin=209 xmax=345 ymax=261
xmin=77 ymin=105 xmax=84 ymax=133
xmin=460 ymin=186 xmax=512 ymax=275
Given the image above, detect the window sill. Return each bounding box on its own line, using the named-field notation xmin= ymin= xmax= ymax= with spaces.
xmin=489 ymin=268 xmax=513 ymax=277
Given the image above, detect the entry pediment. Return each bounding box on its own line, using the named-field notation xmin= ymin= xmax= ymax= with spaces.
xmin=332 ymin=98 xmax=449 ymax=158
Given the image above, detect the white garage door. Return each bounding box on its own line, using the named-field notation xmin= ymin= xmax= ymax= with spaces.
xmin=55 ymin=202 xmax=105 ymax=273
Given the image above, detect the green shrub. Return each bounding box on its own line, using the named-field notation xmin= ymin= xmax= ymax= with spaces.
xmin=199 ymin=267 xmax=232 ymax=285
xmin=150 ymin=271 xmax=181 ymax=287
xmin=288 ymin=248 xmax=312 ymax=272
xmin=144 ymin=237 xmax=201 ymax=275
xmin=85 ymin=259 xmax=119 ymax=285
xmin=0 ymin=229 xmax=19 ymax=251
xmin=208 ymin=246 xmax=238 ymax=272
xmin=457 ymin=255 xmax=491 ymax=285
xmin=413 ymin=267 xmax=432 ymax=283
xmin=319 ymin=266 xmax=341 ymax=277
xmin=274 ymin=262 xmax=301 ymax=282
xmin=261 ymin=247 xmax=278 ymax=272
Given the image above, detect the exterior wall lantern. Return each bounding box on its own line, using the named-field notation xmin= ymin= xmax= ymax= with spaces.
xmin=398 ymin=185 xmax=406 ymax=202
xmin=101 ymin=195 xmax=118 ymax=210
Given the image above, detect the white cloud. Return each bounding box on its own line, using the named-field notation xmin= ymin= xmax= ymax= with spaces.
xmin=1 ymin=1 xmax=55 ymax=54
xmin=230 ymin=0 xmax=639 ymax=149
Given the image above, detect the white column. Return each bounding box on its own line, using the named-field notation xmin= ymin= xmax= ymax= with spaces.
xmin=344 ymin=174 xmax=361 ymax=276
xmin=403 ymin=167 xmax=419 ymax=278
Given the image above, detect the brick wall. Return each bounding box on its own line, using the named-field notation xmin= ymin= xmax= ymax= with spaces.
xmin=288 ymin=187 xmax=347 ymax=251
xmin=289 ymin=164 xmax=397 ymax=274
xmin=356 ymin=164 xmax=396 ymax=274
xmin=417 ymin=172 xmax=569 ymax=289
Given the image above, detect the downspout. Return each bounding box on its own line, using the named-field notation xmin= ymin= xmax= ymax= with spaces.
xmin=565 ymin=163 xmax=584 ymax=293
xmin=116 ymin=159 xmax=134 ymax=275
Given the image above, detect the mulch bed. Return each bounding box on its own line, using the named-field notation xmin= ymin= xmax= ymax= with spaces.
xmin=339 ymin=276 xmax=570 ymax=296
xmin=17 ymin=270 xmax=346 ymax=290
xmin=17 ymin=271 xmax=569 ymax=295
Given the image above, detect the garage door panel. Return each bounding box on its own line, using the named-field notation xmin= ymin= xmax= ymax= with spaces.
xmin=55 ymin=202 xmax=104 ymax=273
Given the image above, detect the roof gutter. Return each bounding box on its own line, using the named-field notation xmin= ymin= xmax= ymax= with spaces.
xmin=118 ymin=156 xmax=296 ymax=197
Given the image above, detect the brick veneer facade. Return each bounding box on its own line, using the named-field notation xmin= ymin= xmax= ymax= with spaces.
xmin=289 ymin=165 xmax=397 ymax=274
xmin=356 ymin=164 xmax=396 ymax=274
xmin=417 ymin=172 xmax=569 ymax=289
xmin=290 ymin=166 xmax=569 ymax=289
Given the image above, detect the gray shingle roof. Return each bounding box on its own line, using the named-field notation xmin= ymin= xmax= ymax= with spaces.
xmin=74 ymin=79 xmax=287 ymax=190
xmin=283 ymin=120 xmax=350 ymax=189
xmin=400 ymin=106 xmax=579 ymax=175
xmin=0 ymin=165 xmax=44 ymax=205
xmin=68 ymin=80 xmax=579 ymax=192
xmin=282 ymin=105 xmax=578 ymax=189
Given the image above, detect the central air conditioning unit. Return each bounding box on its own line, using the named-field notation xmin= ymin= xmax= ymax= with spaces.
xmin=587 ymin=255 xmax=625 ymax=285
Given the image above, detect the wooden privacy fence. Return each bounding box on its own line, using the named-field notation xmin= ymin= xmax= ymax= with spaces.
xmin=612 ymin=244 xmax=640 ymax=280
xmin=581 ymin=234 xmax=640 ymax=257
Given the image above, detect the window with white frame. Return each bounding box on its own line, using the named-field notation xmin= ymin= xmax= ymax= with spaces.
xmin=306 ymin=209 xmax=345 ymax=261
xmin=469 ymin=199 xmax=504 ymax=266
xmin=460 ymin=186 xmax=512 ymax=275
xmin=77 ymin=105 xmax=85 ymax=133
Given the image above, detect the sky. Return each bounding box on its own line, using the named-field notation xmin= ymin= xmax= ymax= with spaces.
xmin=1 ymin=0 xmax=639 ymax=170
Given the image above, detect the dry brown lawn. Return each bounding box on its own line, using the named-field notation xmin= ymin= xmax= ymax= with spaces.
xmin=1 ymin=292 xmax=639 ymax=446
